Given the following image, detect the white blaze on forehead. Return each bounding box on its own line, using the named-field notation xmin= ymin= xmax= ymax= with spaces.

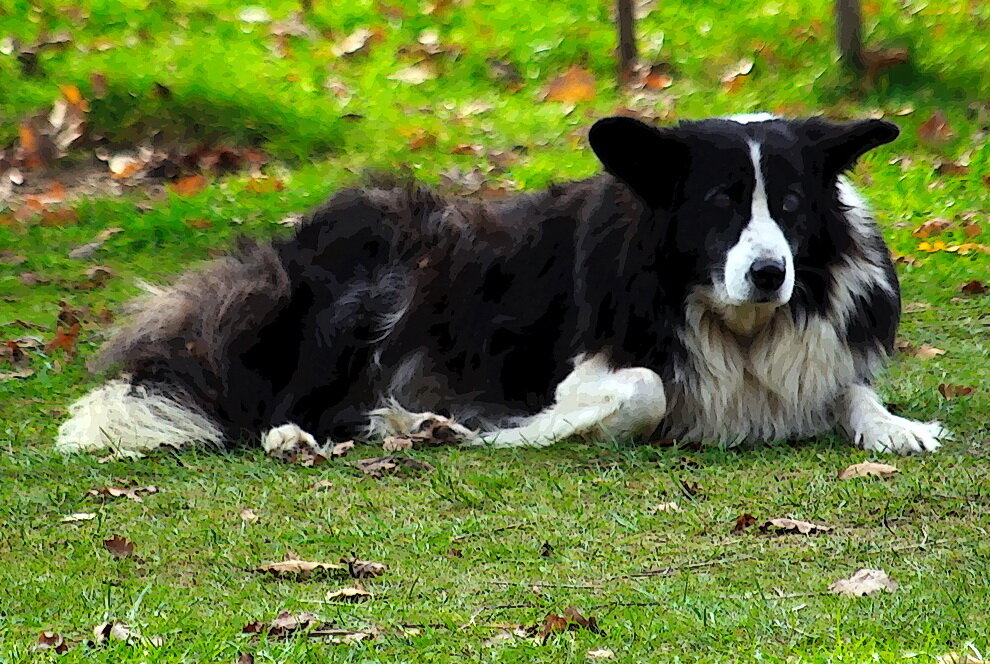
xmin=727 ymin=112 xmax=777 ymax=125
xmin=721 ymin=141 xmax=795 ymax=305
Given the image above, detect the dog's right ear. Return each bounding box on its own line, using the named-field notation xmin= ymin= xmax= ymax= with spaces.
xmin=589 ymin=117 xmax=688 ymax=208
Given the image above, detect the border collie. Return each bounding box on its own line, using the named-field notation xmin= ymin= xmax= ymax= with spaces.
xmin=57 ymin=114 xmax=945 ymax=457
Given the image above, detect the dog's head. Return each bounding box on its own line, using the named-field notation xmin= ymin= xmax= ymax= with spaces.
xmin=589 ymin=114 xmax=898 ymax=310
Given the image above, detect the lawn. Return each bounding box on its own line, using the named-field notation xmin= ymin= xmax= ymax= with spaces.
xmin=1 ymin=0 xmax=988 ymax=661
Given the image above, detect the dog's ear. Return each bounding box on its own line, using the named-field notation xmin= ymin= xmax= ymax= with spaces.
xmin=802 ymin=118 xmax=899 ymax=176
xmin=589 ymin=117 xmax=688 ymax=208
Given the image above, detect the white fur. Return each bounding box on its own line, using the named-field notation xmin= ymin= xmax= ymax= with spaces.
xmin=721 ymin=142 xmax=794 ymax=305
xmin=262 ymin=423 xmax=320 ymax=456
xmin=841 ymin=384 xmax=944 ymax=454
xmin=365 ymin=398 xmax=476 ymax=441
xmin=727 ymin=112 xmax=776 ymax=124
xmin=56 ymin=379 xmax=223 ymax=454
xmin=665 ymin=291 xmax=857 ymax=444
xmin=476 ymin=354 xmax=667 ymax=448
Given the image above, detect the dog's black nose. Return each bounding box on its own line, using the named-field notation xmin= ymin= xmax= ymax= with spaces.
xmin=749 ymin=259 xmax=786 ymax=292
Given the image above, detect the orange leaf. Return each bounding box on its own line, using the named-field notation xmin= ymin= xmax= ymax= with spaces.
xmin=963 ymin=222 xmax=980 ymax=238
xmin=913 ymin=343 xmax=946 ymax=360
xmin=917 ymin=110 xmax=955 ymax=145
xmin=59 ymin=84 xmax=88 ymax=112
xmin=170 ymin=174 xmax=207 ymax=197
xmin=938 ymin=383 xmax=975 ymax=399
xmin=912 ymin=218 xmax=951 ymax=239
xmin=544 ymin=66 xmax=597 ymax=104
xmin=46 ymin=323 xmax=80 ymax=355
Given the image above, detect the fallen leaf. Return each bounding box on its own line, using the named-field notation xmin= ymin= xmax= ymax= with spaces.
xmin=382 ymin=435 xmax=414 ymax=452
xmin=311 ymin=479 xmax=334 ymax=491
xmin=936 ymin=651 xmax=989 ymax=664
xmin=731 ymin=513 xmax=758 ymax=533
xmin=255 ymin=556 xmax=346 ymax=578
xmin=103 ymin=535 xmax=135 ymax=558
xmin=388 ymin=62 xmax=437 ymax=85
xmin=914 ymin=343 xmax=946 ymax=360
xmin=170 ymin=174 xmax=207 ymax=197
xmin=0 ymin=367 xmax=35 ymax=380
xmin=326 ymin=583 xmax=372 ymax=603
xmin=759 ymin=518 xmax=832 ymax=535
xmin=88 ymin=485 xmax=158 ymax=503
xmin=237 ymin=653 xmax=255 ymax=664
xmin=647 ymin=501 xmax=682 ymax=513
xmin=332 ymin=28 xmax=373 ymax=57
xmin=720 ymin=58 xmax=754 ymax=91
xmin=837 ymin=462 xmax=898 ymax=480
xmin=0 ymin=251 xmax=27 ymax=265
xmin=961 ymin=280 xmax=987 ymax=295
xmin=329 ymin=440 xmax=354 ymax=458
xmin=243 ymin=610 xmax=332 ymax=639
xmin=34 ymin=631 xmax=70 ymax=654
xmin=935 ymin=160 xmax=970 ymax=176
xmin=911 ymin=217 xmax=951 ymax=239
xmin=543 ymin=66 xmax=597 ymax=103
xmin=918 ymin=110 xmax=955 ymax=145
xmin=238 ymin=6 xmax=271 ymax=22
xmin=587 ymin=649 xmax=616 ymax=660
xmin=45 ymin=323 xmax=80 ymax=355
xmin=828 ymin=568 xmax=898 ymax=596
xmin=68 ymin=227 xmax=122 ymax=260
xmin=539 ymin=606 xmax=602 ymax=642
xmin=240 ymin=508 xmax=259 ymax=523
xmin=341 ymin=556 xmax=388 ymax=578
xmin=938 ymin=383 xmax=976 ymax=399
xmin=963 ymin=222 xmax=981 ymax=238
xmin=356 ymin=455 xmax=434 ymax=478
xmin=60 ymin=512 xmax=97 ymax=522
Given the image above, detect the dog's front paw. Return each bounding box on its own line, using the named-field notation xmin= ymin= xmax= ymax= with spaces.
xmin=855 ymin=415 xmax=946 ymax=455
xmin=262 ymin=423 xmax=322 ymax=460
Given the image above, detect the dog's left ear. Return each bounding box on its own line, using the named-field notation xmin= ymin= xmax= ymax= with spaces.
xmin=589 ymin=116 xmax=688 ymax=208
xmin=802 ymin=118 xmax=900 ymax=176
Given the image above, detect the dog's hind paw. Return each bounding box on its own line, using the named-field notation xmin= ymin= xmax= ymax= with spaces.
xmin=263 ymin=423 xmax=324 ymax=461
xmin=855 ymin=416 xmax=946 ymax=455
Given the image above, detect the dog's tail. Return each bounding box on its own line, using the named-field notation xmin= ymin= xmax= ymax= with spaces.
xmin=56 ymin=240 xmax=291 ymax=454
xmin=55 ymin=380 xmax=224 ymax=454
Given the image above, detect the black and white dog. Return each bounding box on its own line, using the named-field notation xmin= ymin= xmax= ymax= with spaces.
xmin=57 ymin=114 xmax=945 ymax=457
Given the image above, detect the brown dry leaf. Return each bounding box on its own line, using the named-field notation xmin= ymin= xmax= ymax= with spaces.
xmin=912 ymin=217 xmax=951 ymax=239
xmin=329 ymin=440 xmax=354 ymax=458
xmin=332 ymin=28 xmax=373 ymax=57
xmin=731 ymin=513 xmax=758 ymax=534
xmin=103 ymin=535 xmax=135 ymax=558
xmin=170 ymin=174 xmax=207 ymax=197
xmin=647 ymin=501 xmax=682 ymax=514
xmin=356 ymin=455 xmax=434 ymax=478
xmin=938 ymin=383 xmax=976 ymax=399
xmin=341 ymin=556 xmax=388 ymax=578
xmin=918 ymin=110 xmax=955 ymax=145
xmin=0 ymin=367 xmax=35 ymax=380
xmin=935 ymin=160 xmax=970 ymax=176
xmin=0 ymin=251 xmax=27 ymax=265
xmin=914 ymin=343 xmax=946 ymax=360
xmin=240 ymin=508 xmax=259 ymax=523
xmin=861 ymin=47 xmax=910 ymax=85
xmin=720 ymin=59 xmax=754 ymax=92
xmin=311 ymin=479 xmax=334 ymax=491
xmin=68 ymin=227 xmax=122 ymax=260
xmin=243 ymin=610 xmax=335 ymax=639
xmin=237 ymin=653 xmax=255 ymax=664
xmin=587 ymin=649 xmax=617 ymax=660
xmin=35 ymin=631 xmax=70 ymax=653
xmin=963 ymin=222 xmax=981 ymax=238
xmin=382 ymin=435 xmax=414 ymax=452
xmin=88 ymin=485 xmax=158 ymax=502
xmin=109 ymin=153 xmax=144 ymax=179
xmin=759 ymin=518 xmax=832 ymax=535
xmin=326 ymin=583 xmax=372 ymax=603
xmin=543 ymin=66 xmax=597 ymax=103
xmin=936 ymin=651 xmax=988 ymax=664
xmin=245 ymin=177 xmax=285 ymax=194
xmin=45 ymin=323 xmax=80 ymax=355
xmin=837 ymin=461 xmax=898 ymax=480
xmin=539 ymin=606 xmax=602 ymax=642
xmin=255 ymin=556 xmax=346 ymax=579
xmin=400 ymin=128 xmax=437 ymax=151
xmin=388 ymin=62 xmax=438 ymax=85
xmin=828 ymin=568 xmax=898 ymax=596
xmin=60 ymin=512 xmax=97 ymax=522
xmin=961 ymin=280 xmax=988 ymax=295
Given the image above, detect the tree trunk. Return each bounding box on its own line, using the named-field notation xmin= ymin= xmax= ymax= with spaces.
xmin=616 ymin=0 xmax=638 ymax=81
xmin=836 ymin=0 xmax=864 ymax=71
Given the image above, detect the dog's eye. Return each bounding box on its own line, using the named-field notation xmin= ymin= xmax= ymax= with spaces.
xmin=782 ymin=193 xmax=801 ymax=213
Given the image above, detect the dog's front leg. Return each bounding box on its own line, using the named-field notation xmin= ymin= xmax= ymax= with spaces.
xmin=840 ymin=383 xmax=946 ymax=454
xmin=478 ymin=355 xmax=667 ymax=448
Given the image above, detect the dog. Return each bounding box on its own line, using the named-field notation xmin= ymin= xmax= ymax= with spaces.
xmin=56 ymin=113 xmax=945 ymax=457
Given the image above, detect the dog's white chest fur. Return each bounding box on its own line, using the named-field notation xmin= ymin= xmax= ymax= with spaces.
xmin=663 ymin=296 xmax=857 ymax=443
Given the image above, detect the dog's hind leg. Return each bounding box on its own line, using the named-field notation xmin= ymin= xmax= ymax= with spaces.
xmin=841 ymin=383 xmax=946 ymax=454
xmin=477 ymin=354 xmax=667 ymax=448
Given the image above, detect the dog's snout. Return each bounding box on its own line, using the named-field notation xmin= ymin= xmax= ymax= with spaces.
xmin=749 ymin=258 xmax=786 ymax=292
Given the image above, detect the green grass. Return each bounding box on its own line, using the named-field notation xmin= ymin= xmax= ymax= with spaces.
xmin=1 ymin=0 xmax=989 ymax=661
